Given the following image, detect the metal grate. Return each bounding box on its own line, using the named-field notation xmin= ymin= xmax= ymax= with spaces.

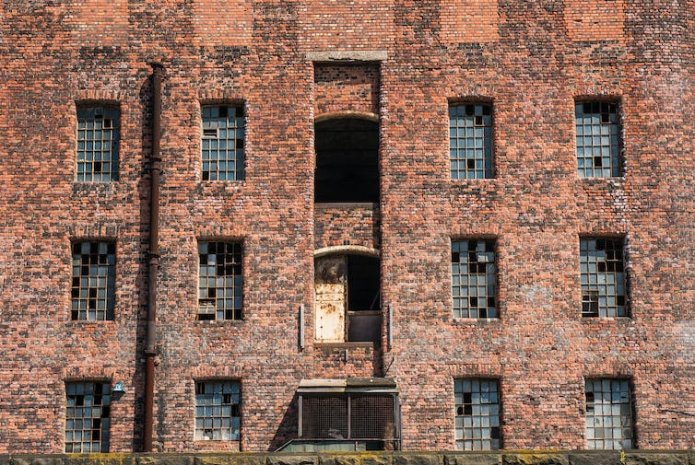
xmin=198 ymin=242 xmax=243 ymax=321
xmin=302 ymin=396 xmax=348 ymax=439
xmin=76 ymin=106 xmax=120 ymax=182
xmin=455 ymin=379 xmax=501 ymax=451
xmin=585 ymin=379 xmax=634 ymax=450
xmin=452 ymin=239 xmax=497 ymax=318
xmin=201 ymin=105 xmax=245 ymax=181
xmin=449 ymin=104 xmax=493 ymax=179
xmin=65 ymin=382 xmax=111 ymax=453
xmin=301 ymin=394 xmax=395 ymax=440
xmin=71 ymin=241 xmax=116 ymax=321
xmin=195 ymin=380 xmax=241 ymax=441
xmin=575 ymin=101 xmax=621 ymax=178
xmin=580 ymin=238 xmax=627 ymax=317
xmin=350 ymin=395 xmax=395 ymax=439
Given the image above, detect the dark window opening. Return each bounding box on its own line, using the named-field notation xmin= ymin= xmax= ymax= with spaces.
xmin=347 ymin=255 xmax=380 ymax=311
xmin=314 ymin=118 xmax=379 ymax=203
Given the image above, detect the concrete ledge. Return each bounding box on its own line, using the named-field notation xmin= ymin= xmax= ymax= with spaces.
xmin=1 ymin=452 xmax=693 ymax=465
xmin=306 ymin=51 xmax=387 ymax=62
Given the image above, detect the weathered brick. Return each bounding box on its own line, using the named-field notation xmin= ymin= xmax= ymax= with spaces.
xmin=0 ymin=0 xmax=692 ymax=455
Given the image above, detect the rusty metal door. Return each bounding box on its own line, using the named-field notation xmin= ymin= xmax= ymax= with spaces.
xmin=315 ymin=256 xmax=347 ymax=342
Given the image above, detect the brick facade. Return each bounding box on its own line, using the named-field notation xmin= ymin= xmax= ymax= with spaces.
xmin=0 ymin=0 xmax=693 ymax=455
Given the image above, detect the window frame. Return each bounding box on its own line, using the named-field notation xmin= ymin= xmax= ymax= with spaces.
xmin=192 ymin=379 xmax=242 ymax=442
xmin=64 ymin=380 xmax=112 ymax=453
xmin=578 ymin=235 xmax=630 ymax=319
xmin=450 ymin=237 xmax=500 ymax=320
xmin=69 ymin=239 xmax=117 ymax=322
xmin=448 ymin=100 xmax=495 ymax=180
xmin=574 ymin=98 xmax=624 ymax=179
xmin=199 ymin=102 xmax=247 ymax=182
xmin=584 ymin=377 xmax=636 ymax=450
xmin=453 ymin=377 xmax=503 ymax=451
xmin=75 ymin=102 xmax=121 ymax=183
xmin=196 ymin=239 xmax=245 ymax=322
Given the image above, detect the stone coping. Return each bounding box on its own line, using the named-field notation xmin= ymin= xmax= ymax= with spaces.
xmin=1 ymin=450 xmax=693 ymax=465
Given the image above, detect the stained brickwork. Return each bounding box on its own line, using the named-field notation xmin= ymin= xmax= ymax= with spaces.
xmin=0 ymin=0 xmax=693 ymax=456
xmin=314 ymin=204 xmax=380 ymax=251
xmin=314 ymin=64 xmax=380 ymax=118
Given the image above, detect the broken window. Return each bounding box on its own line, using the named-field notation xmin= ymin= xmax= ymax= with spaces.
xmin=452 ymin=239 xmax=497 ymax=318
xmin=65 ymin=382 xmax=111 ymax=453
xmin=315 ymin=118 xmax=379 ymax=203
xmin=76 ymin=106 xmax=120 ymax=182
xmin=585 ymin=379 xmax=634 ymax=450
xmin=575 ymin=101 xmax=622 ymax=178
xmin=198 ymin=242 xmax=243 ymax=321
xmin=314 ymin=254 xmax=381 ymax=343
xmin=580 ymin=237 xmax=627 ymax=317
xmin=71 ymin=241 xmax=115 ymax=321
xmin=195 ymin=380 xmax=241 ymax=441
xmin=201 ymin=105 xmax=245 ymax=181
xmin=449 ymin=103 xmax=493 ymax=179
xmin=455 ymin=378 xmax=501 ymax=451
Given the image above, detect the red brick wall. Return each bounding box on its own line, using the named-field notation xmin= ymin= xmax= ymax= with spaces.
xmin=565 ymin=0 xmax=625 ymax=43
xmin=301 ymin=0 xmax=394 ymax=50
xmin=0 ymin=0 xmax=692 ymax=454
xmin=314 ymin=63 xmax=380 ymax=117
xmin=314 ymin=204 xmax=380 ymax=251
xmin=440 ymin=0 xmax=500 ymax=43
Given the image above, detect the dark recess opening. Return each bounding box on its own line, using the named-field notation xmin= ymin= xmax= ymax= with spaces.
xmin=315 ymin=118 xmax=379 ymax=203
xmin=347 ymin=255 xmax=380 ymax=311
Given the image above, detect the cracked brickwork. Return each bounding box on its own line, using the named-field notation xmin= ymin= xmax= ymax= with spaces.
xmin=0 ymin=0 xmax=693 ymax=455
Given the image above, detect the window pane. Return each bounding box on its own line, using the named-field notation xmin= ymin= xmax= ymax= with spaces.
xmin=585 ymin=378 xmax=633 ymax=450
xmin=449 ymin=104 xmax=493 ymax=179
xmin=65 ymin=382 xmax=110 ymax=452
xmin=194 ymin=381 xmax=241 ymax=441
xmin=201 ymin=105 xmax=245 ymax=181
xmin=455 ymin=379 xmax=501 ymax=450
xmin=452 ymin=239 xmax=497 ymax=318
xmin=76 ymin=107 xmax=120 ymax=182
xmin=71 ymin=241 xmax=116 ymax=321
xmin=580 ymin=237 xmax=627 ymax=317
xmin=575 ymin=102 xmax=622 ymax=178
xmin=198 ymin=242 xmax=243 ymax=321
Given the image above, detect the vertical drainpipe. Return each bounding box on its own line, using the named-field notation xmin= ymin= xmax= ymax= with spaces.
xmin=144 ymin=62 xmax=164 ymax=452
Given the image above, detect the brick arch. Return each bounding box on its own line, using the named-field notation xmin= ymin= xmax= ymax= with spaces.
xmin=313 ymin=245 xmax=379 ymax=258
xmin=315 ymin=111 xmax=379 ymax=123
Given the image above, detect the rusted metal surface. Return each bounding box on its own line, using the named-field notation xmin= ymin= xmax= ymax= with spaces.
xmin=314 ymin=256 xmax=346 ymax=343
xmin=143 ymin=62 xmax=165 ymax=452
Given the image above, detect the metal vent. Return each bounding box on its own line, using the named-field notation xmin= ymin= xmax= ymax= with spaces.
xmin=301 ymin=394 xmax=395 ymax=440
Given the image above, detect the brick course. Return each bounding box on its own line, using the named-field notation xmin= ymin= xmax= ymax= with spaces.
xmin=0 ymin=0 xmax=693 ymax=455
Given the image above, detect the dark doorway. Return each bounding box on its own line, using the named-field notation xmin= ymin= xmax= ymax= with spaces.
xmin=314 ymin=118 xmax=379 ymax=203
xmin=347 ymin=255 xmax=380 ymax=311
